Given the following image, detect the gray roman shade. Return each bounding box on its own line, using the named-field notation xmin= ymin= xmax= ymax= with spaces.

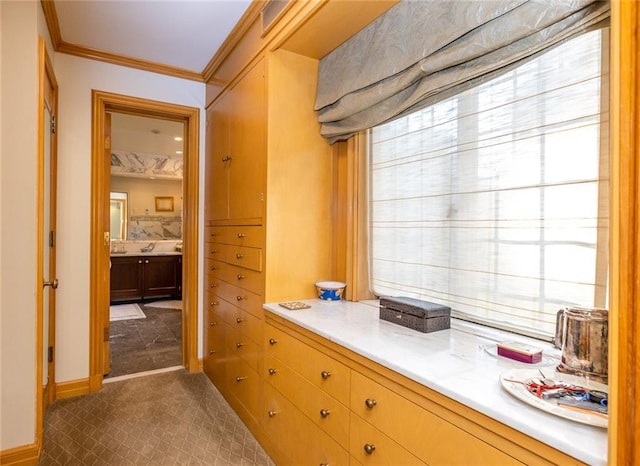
xmin=315 ymin=0 xmax=610 ymax=143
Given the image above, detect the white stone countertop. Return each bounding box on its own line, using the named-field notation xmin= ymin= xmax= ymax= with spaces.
xmin=263 ymin=299 xmax=607 ymax=465
xmin=110 ymin=251 xmax=182 ymax=257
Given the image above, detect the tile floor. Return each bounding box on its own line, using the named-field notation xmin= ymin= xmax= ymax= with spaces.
xmin=38 ymin=369 xmax=274 ymax=465
xmin=107 ymin=303 xmax=182 ymax=378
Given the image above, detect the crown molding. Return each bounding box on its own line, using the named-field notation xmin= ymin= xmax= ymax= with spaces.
xmin=39 ymin=0 xmax=204 ymax=82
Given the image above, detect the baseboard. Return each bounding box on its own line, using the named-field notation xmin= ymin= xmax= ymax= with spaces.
xmin=0 ymin=442 xmax=40 ymax=466
xmin=55 ymin=377 xmax=91 ymax=399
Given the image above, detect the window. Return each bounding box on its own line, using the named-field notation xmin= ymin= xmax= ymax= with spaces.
xmin=369 ymin=30 xmax=609 ymax=340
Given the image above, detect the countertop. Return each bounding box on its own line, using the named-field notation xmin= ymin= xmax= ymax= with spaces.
xmin=263 ymin=299 xmax=607 ymax=465
xmin=110 ymin=251 xmax=182 ymax=257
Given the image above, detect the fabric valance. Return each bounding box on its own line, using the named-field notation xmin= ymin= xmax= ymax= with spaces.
xmin=315 ymin=0 xmax=610 ymax=143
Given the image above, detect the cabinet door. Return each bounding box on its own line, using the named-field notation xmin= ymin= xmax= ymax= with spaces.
xmin=228 ymin=59 xmax=266 ymax=222
xmin=110 ymin=256 xmax=143 ymax=302
xmin=143 ymin=256 xmax=180 ymax=297
xmin=206 ymin=97 xmax=231 ymax=221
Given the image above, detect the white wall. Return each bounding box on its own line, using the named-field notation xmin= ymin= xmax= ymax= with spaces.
xmin=54 ymin=53 xmax=205 ymax=383
xmin=0 ymin=0 xmax=39 ymax=450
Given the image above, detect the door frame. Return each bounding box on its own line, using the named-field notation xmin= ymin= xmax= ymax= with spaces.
xmin=36 ymin=36 xmax=58 ymax=449
xmin=89 ymin=90 xmax=200 ymax=391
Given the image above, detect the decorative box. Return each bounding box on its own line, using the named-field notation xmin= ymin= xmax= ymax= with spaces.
xmin=379 ymin=297 xmax=451 ymax=333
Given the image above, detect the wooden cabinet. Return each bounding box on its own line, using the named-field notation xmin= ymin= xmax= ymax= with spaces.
xmin=264 ymin=314 xmax=585 ymax=466
xmin=110 ymin=255 xmax=182 ymax=303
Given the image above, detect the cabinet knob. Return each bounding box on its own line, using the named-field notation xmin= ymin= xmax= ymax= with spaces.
xmin=210 ymin=232 xmax=218 ymax=237
xmin=268 ymin=410 xmax=277 ymax=417
xmin=321 ymin=371 xmax=332 ymax=380
xmin=235 ymin=253 xmax=244 ymax=259
xmin=365 ymin=398 xmax=377 ymax=409
xmin=268 ymin=368 xmax=277 ymax=375
xmin=235 ymin=342 xmax=244 ymax=348
xmin=268 ymin=338 xmax=278 ymax=345
xmin=138 ymin=260 xmax=142 ymax=264
xmin=320 ymin=409 xmax=331 ymax=418
xmin=364 ymin=444 xmax=376 ymax=455
xmin=209 ymin=350 xmax=216 ymax=355
xmin=236 ymin=296 xmax=243 ymax=301
xmin=235 ymin=376 xmax=247 ymax=382
xmin=145 ymin=260 xmax=149 ymax=264
xmin=222 ymin=155 xmax=232 ymax=162
xmin=210 ymin=249 xmax=218 ymax=254
xmin=237 ymin=233 xmax=245 ymax=238
xmin=209 ymin=301 xmax=218 ymax=306
xmin=209 ymin=321 xmax=216 ymax=327
xmin=236 ymin=317 xmax=243 ymax=324
xmin=210 ymin=283 xmax=218 ymax=288
xmin=236 ymin=274 xmax=244 ymax=280
xmin=210 ymin=266 xmax=217 ymax=271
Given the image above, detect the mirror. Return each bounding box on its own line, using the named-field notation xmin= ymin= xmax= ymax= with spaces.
xmin=110 ymin=112 xmax=183 ymax=240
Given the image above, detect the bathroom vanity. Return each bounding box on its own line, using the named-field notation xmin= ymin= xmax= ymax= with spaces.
xmin=110 ymin=252 xmax=182 ymax=303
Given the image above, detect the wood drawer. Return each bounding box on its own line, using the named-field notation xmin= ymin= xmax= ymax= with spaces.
xmin=227 ymin=356 xmax=261 ymax=418
xmin=265 ymin=324 xmax=350 ymax=406
xmin=205 ymin=225 xmax=263 ymax=248
xmin=350 ymin=412 xmax=425 ymax=465
xmin=209 ymin=278 xmax=263 ymax=318
xmin=205 ymin=291 xmax=236 ymax=323
xmin=225 ymin=306 xmax=263 ymax=346
xmin=264 ymin=353 xmax=349 ymax=449
xmin=350 ymin=371 xmax=523 ymax=465
xmin=204 ymin=321 xmax=227 ymax=390
xmin=207 ymin=258 xmax=263 ymax=295
xmin=206 ymin=243 xmax=262 ymax=272
xmin=264 ymin=383 xmax=349 ymax=466
xmin=226 ymin=324 xmax=261 ymax=372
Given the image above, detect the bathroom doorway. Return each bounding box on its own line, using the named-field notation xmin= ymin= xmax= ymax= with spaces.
xmin=89 ymin=91 xmax=199 ymax=391
xmin=106 ymin=112 xmax=185 ymax=378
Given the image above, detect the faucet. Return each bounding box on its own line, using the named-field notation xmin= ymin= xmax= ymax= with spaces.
xmin=140 ymin=242 xmax=156 ymax=253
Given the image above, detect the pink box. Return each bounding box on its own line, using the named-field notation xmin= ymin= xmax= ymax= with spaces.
xmin=497 ymin=341 xmax=543 ymax=364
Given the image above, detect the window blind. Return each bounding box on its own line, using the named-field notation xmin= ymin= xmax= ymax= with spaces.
xmin=369 ymin=30 xmax=609 ymax=340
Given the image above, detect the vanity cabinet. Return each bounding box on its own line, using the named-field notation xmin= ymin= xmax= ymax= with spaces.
xmin=263 ymin=314 xmax=586 ymax=466
xmin=110 ymin=255 xmax=182 ymax=303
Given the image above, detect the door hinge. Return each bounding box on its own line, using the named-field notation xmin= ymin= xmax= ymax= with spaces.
xmin=48 ymin=346 xmax=54 ymax=363
xmin=50 ymin=116 xmax=56 ymax=134
xmin=49 ymin=231 xmax=55 ymax=247
xmin=104 ymin=327 xmax=110 ymax=342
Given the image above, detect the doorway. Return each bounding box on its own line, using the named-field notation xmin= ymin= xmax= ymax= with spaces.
xmin=106 ymin=112 xmax=185 ymax=378
xmin=89 ymin=91 xmax=199 ymax=391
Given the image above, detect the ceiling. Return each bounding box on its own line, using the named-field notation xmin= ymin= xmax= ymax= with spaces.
xmin=45 ymin=0 xmax=253 ymax=81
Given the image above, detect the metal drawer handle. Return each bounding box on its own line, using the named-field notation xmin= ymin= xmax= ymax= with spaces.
xmin=268 ymin=338 xmax=278 ymax=345
xmin=222 ymin=155 xmax=232 ymax=162
xmin=145 ymin=260 xmax=149 ymax=264
xmin=210 ymin=266 xmax=217 ymax=271
xmin=235 ymin=342 xmax=244 ymax=348
xmin=209 ymin=321 xmax=216 ymax=327
xmin=237 ymin=233 xmax=245 ymax=238
xmin=235 ymin=376 xmax=246 ymax=382
xmin=236 ymin=317 xmax=243 ymax=324
xmin=236 ymin=274 xmax=244 ymax=280
xmin=321 ymin=371 xmax=331 ymax=380
xmin=210 ymin=249 xmax=218 ymax=254
xmin=365 ymin=398 xmax=377 ymax=409
xmin=210 ymin=232 xmax=218 ymax=237
xmin=364 ymin=444 xmax=376 ymax=455
xmin=209 ymin=350 xmax=215 ymax=355
xmin=235 ymin=253 xmax=244 ymax=259
xmin=320 ymin=409 xmax=331 ymax=418
xmin=268 ymin=410 xmax=277 ymax=417
xmin=210 ymin=283 xmax=218 ymax=288
xmin=138 ymin=260 xmax=143 ymax=264
xmin=268 ymin=368 xmax=277 ymax=375
xmin=236 ymin=296 xmax=243 ymax=301
xmin=209 ymin=301 xmax=218 ymax=306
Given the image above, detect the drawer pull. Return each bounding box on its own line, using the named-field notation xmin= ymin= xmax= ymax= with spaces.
xmin=210 ymin=283 xmax=218 ymax=288
xmin=319 ymin=409 xmax=331 ymax=418
xmin=210 ymin=249 xmax=218 ymax=254
xmin=235 ymin=253 xmax=244 ymax=259
xmin=320 ymin=371 xmax=332 ymax=380
xmin=138 ymin=260 xmax=142 ymax=264
xmin=236 ymin=274 xmax=245 ymax=280
xmin=209 ymin=301 xmax=218 ymax=306
xmin=237 ymin=233 xmax=245 ymax=238
xmin=365 ymin=398 xmax=377 ymax=409
xmin=236 ymin=296 xmax=243 ymax=301
xmin=268 ymin=338 xmax=278 ymax=345
xmin=210 ymin=232 xmax=218 ymax=237
xmin=145 ymin=260 xmax=149 ymax=264
xmin=364 ymin=444 xmax=376 ymax=455
xmin=209 ymin=350 xmax=216 ymax=355
xmin=268 ymin=368 xmax=277 ymax=375
xmin=222 ymin=155 xmax=232 ymax=162
xmin=268 ymin=410 xmax=277 ymax=417
xmin=210 ymin=266 xmax=217 ymax=271
xmin=235 ymin=342 xmax=244 ymax=348
xmin=235 ymin=376 xmax=247 ymax=382
xmin=235 ymin=317 xmax=244 ymax=324
xmin=209 ymin=321 xmax=216 ymax=327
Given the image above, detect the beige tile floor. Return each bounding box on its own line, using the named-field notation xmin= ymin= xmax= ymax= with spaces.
xmin=38 ymin=369 xmax=274 ymax=465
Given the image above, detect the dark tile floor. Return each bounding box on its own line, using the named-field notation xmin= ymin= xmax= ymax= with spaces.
xmin=38 ymin=369 xmax=274 ymax=465
xmin=107 ymin=303 xmax=182 ymax=378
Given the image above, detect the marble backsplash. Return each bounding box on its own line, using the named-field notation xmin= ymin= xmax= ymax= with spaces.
xmin=129 ymin=215 xmax=181 ymax=240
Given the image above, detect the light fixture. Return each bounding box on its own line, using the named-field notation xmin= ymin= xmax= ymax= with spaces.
xmin=174 ymin=136 xmax=183 ymax=141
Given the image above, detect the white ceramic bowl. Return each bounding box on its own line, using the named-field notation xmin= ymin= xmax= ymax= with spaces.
xmin=315 ymin=281 xmax=346 ymax=301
